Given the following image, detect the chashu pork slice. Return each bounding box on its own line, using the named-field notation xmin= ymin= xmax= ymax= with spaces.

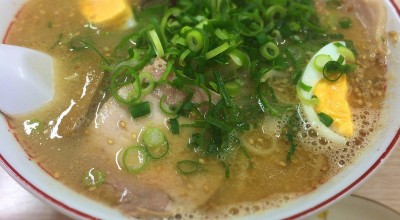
xmin=316 ymin=0 xmax=387 ymax=56
xmin=83 ymin=58 xmax=224 ymax=216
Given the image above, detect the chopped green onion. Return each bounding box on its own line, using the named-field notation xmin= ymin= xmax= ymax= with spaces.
xmin=179 ymin=49 xmax=191 ymax=66
xmin=111 ymin=65 xmax=142 ymax=105
xmin=236 ymin=11 xmax=264 ymax=37
xmin=257 ymin=82 xmax=293 ymax=116
xmin=206 ymin=115 xmax=233 ymax=131
xmin=263 ymin=5 xmax=287 ymax=21
xmin=214 ymin=28 xmax=230 ymax=40
xmin=318 ymin=112 xmax=334 ymax=127
xmin=225 ymin=81 xmax=241 ymax=97
xmin=148 ymin=29 xmax=165 ymax=57
xmin=323 ymin=61 xmax=343 ymax=81
xmin=214 ymin=71 xmax=233 ymax=107
xmin=159 ymin=59 xmax=174 ymax=82
xmin=299 ymin=81 xmax=312 ymax=92
xmin=337 ymin=46 xmax=355 ymax=63
xmin=82 ymin=168 xmax=106 ymax=187
xmin=288 ymin=21 xmax=301 ymax=32
xmin=129 ymin=101 xmax=151 ymax=119
xmin=122 ymin=146 xmax=147 ymax=173
xmin=205 ymin=42 xmax=230 ymax=60
xmin=314 ymin=54 xmax=332 ymax=72
xmin=159 ymin=95 xmax=180 ymax=115
xmin=177 ymin=160 xmax=200 ymax=175
xmin=337 ymin=55 xmax=345 ymax=64
xmin=169 ymin=117 xmax=180 ymax=134
xmin=339 ymin=17 xmax=352 ymax=29
xmin=296 ymin=83 xmax=319 ymax=106
xmin=133 ymin=72 xmax=155 ymax=96
xmin=160 ymin=8 xmax=181 ymax=41
xmin=186 ymin=29 xmax=204 ymax=52
xmin=260 ymin=42 xmax=280 ymax=60
xmin=143 ymin=128 xmax=169 ymax=159
xmin=69 ymin=38 xmax=110 ymax=65
xmin=228 ymin=49 xmax=250 ymax=69
xmin=175 ymin=37 xmax=187 ymax=46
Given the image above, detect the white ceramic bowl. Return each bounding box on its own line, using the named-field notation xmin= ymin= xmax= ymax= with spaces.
xmin=1 ymin=1 xmax=400 ymax=219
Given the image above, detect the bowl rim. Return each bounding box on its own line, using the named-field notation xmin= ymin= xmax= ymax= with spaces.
xmin=1 ymin=1 xmax=400 ymax=219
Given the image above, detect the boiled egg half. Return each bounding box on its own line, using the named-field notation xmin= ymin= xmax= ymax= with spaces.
xmin=298 ymin=42 xmax=355 ymax=144
xmin=80 ymin=0 xmax=135 ymax=29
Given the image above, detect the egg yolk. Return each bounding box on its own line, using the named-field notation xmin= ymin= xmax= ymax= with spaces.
xmin=314 ymin=76 xmax=353 ymax=137
xmin=80 ymin=0 xmax=133 ymax=28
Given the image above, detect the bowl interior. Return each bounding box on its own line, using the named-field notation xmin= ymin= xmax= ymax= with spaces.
xmin=1 ymin=1 xmax=400 ymax=219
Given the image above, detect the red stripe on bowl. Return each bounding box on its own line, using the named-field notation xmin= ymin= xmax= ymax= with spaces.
xmin=0 ymin=154 xmax=99 ymax=220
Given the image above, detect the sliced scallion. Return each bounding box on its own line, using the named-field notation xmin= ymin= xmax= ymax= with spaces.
xmin=129 ymin=101 xmax=151 ymax=119
xmin=168 ymin=117 xmax=180 ymax=134
xmin=122 ymin=146 xmax=147 ymax=173
xmin=298 ymin=81 xmax=312 ymax=92
xmin=296 ymin=83 xmax=319 ymax=106
xmin=318 ymin=112 xmax=334 ymax=127
xmin=205 ymin=42 xmax=230 ymax=60
xmin=339 ymin=17 xmax=352 ymax=29
xmin=143 ymin=128 xmax=169 ymax=159
xmin=159 ymin=95 xmax=180 ymax=115
xmin=133 ymin=72 xmax=155 ymax=96
xmin=337 ymin=46 xmax=355 ymax=63
xmin=263 ymin=5 xmax=287 ymax=21
xmin=179 ymin=49 xmax=191 ymax=66
xmin=225 ymin=81 xmax=241 ymax=97
xmin=214 ymin=71 xmax=233 ymax=107
xmin=186 ymin=29 xmax=204 ymax=52
xmin=148 ymin=29 xmax=165 ymax=57
xmin=260 ymin=42 xmax=280 ymax=60
xmin=314 ymin=54 xmax=332 ymax=72
xmin=228 ymin=49 xmax=250 ymax=69
xmin=177 ymin=160 xmax=200 ymax=175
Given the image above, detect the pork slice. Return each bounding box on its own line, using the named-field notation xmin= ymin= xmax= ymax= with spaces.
xmin=144 ymin=58 xmax=220 ymax=106
xmin=345 ymin=0 xmax=387 ymax=56
xmin=83 ymin=59 xmax=225 ymax=216
xmin=85 ymin=96 xmax=224 ymax=215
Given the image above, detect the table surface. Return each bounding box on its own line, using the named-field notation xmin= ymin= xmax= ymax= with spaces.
xmin=2 ymin=0 xmax=400 ymax=219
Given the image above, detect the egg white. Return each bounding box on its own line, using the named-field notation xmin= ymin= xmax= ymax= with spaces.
xmin=299 ymin=41 xmax=348 ymax=145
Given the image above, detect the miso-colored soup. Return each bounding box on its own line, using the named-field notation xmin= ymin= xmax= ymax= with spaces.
xmin=5 ymin=0 xmax=388 ymax=218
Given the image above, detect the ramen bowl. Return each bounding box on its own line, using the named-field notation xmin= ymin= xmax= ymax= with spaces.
xmin=1 ymin=0 xmax=400 ymax=219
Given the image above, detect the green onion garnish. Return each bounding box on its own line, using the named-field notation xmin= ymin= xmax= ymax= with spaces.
xmin=122 ymin=146 xmax=148 ymax=173
xmin=147 ymin=29 xmax=165 ymax=57
xmin=169 ymin=117 xmax=180 ymax=134
xmin=339 ymin=17 xmax=352 ymax=29
xmin=129 ymin=101 xmax=151 ymax=119
xmin=185 ymin=29 xmax=205 ymax=52
xmin=318 ymin=112 xmax=334 ymax=127
xmin=214 ymin=71 xmax=233 ymax=107
xmin=177 ymin=160 xmax=200 ymax=175
xmin=314 ymin=54 xmax=332 ymax=72
xmin=260 ymin=42 xmax=280 ymax=60
xmin=337 ymin=46 xmax=356 ymax=63
xmin=205 ymin=42 xmax=230 ymax=60
xmin=299 ymin=81 xmax=312 ymax=92
xmin=143 ymin=128 xmax=169 ymax=159
xmin=263 ymin=5 xmax=287 ymax=21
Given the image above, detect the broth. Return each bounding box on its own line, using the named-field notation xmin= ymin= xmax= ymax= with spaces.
xmin=5 ymin=0 xmax=387 ymax=219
